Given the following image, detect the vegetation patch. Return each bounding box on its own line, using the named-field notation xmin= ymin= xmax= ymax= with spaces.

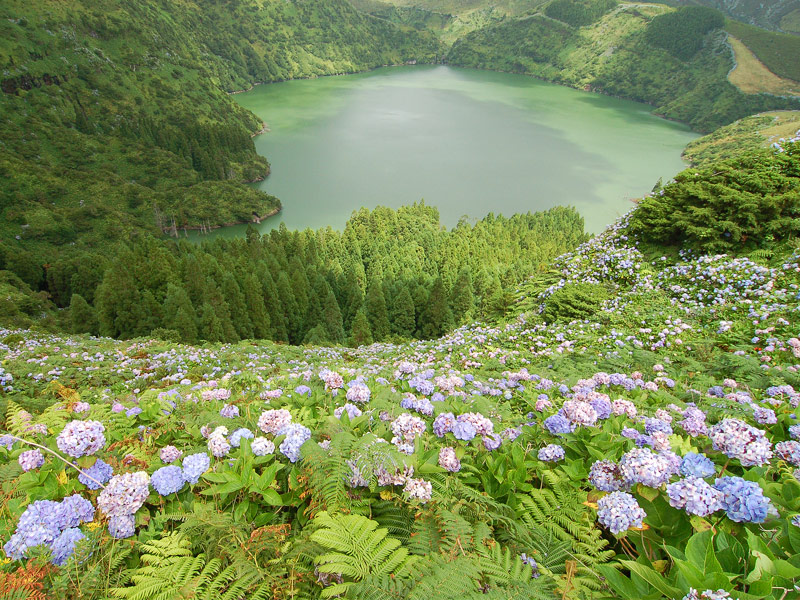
xmin=725 ymin=20 xmax=800 ymax=81
xmin=727 ymin=35 xmax=800 ymax=96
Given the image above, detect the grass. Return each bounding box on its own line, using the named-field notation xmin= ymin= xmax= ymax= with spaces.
xmin=725 ymin=20 xmax=800 ymax=82
xmin=727 ymin=36 xmax=800 ymax=96
xmin=781 ymin=8 xmax=800 ymax=34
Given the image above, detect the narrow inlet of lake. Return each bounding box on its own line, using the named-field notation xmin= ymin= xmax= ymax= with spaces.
xmin=205 ymin=65 xmax=697 ymax=238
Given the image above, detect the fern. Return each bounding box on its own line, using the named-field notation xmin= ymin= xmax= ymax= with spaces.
xmin=310 ymin=511 xmax=416 ymax=598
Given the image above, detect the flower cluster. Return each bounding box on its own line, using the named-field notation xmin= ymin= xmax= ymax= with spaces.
xmin=666 ymin=477 xmax=723 ymax=516
xmin=345 ymin=382 xmax=371 ymax=404
xmin=596 ymin=492 xmax=646 ymax=534
xmin=251 ymin=437 xmax=275 ymax=456
xmin=334 ymin=403 xmax=362 ymax=420
xmin=78 ymin=458 xmax=113 ymax=490
xmin=160 ymin=445 xmax=182 ymax=464
xmin=714 ymin=477 xmax=772 ymax=523
xmin=182 ymin=453 xmax=210 ymax=484
xmin=207 ymin=427 xmax=231 ymax=457
xmin=258 ymin=409 xmax=292 ymax=435
xmin=438 ymin=447 xmax=461 ymax=472
xmin=97 ymin=471 xmax=149 ymax=539
xmin=150 ymin=465 xmax=185 ymax=496
xmin=619 ymin=448 xmax=676 ymax=488
xmin=589 ymin=460 xmax=627 ymax=492
xmin=4 ymin=494 xmax=94 ymax=564
xmin=220 ymin=404 xmax=239 ymax=418
xmin=403 ymin=477 xmax=432 ymax=502
xmin=538 ymin=444 xmax=565 ymax=462
xmin=278 ymin=423 xmax=311 ymax=462
xmin=56 ymin=420 xmax=105 ymax=458
xmin=679 ymin=452 xmax=716 ymax=479
xmin=230 ymin=428 xmax=254 ymax=448
xmin=708 ymin=419 xmax=773 ymax=466
xmin=18 ymin=449 xmax=44 ymax=472
xmin=391 ymin=413 xmax=426 ymax=453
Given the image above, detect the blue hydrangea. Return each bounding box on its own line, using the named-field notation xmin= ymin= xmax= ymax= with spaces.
xmin=150 ymin=465 xmax=186 ymax=496
xmin=277 ymin=423 xmax=311 ymax=463
xmin=714 ymin=477 xmax=771 ymax=523
xmin=619 ymin=448 xmax=674 ymax=488
xmin=452 ymin=420 xmax=477 ymax=441
xmin=666 ymin=477 xmax=723 ymax=517
xmin=51 ymin=528 xmax=85 ymax=566
xmin=182 ymin=453 xmax=210 ymax=485
xmin=596 ymin=492 xmax=646 ymax=534
xmin=18 ymin=449 xmax=44 ymax=472
xmin=230 ymin=428 xmax=255 ymax=448
xmin=679 ymin=452 xmax=716 ymax=479
xmin=544 ymin=414 xmax=573 ymax=435
xmin=59 ymin=494 xmax=95 ymax=528
xmin=78 ymin=458 xmax=114 ymax=490
xmin=538 ymin=444 xmax=565 ymax=462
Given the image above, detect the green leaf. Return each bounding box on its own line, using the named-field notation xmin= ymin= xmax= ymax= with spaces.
xmin=621 ymin=561 xmax=683 ymax=598
xmin=259 ymin=488 xmax=283 ymax=506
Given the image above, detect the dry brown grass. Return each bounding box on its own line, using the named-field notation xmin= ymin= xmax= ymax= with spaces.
xmin=727 ymin=35 xmax=800 ymax=96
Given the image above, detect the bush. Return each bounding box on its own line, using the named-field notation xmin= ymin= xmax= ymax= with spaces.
xmin=645 ymin=6 xmax=725 ymax=60
xmin=542 ymin=282 xmax=610 ymax=322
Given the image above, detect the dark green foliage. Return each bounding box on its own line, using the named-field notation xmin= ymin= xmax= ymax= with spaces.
xmin=68 ymin=293 xmax=98 ymax=336
xmin=350 ymin=308 xmax=374 ymax=346
xmin=628 ymin=147 xmax=800 ymax=252
xmin=645 ymin=7 xmax=725 ymax=60
xmin=542 ymin=282 xmax=610 ymax=323
xmin=725 ymin=20 xmax=800 ymax=82
xmin=545 ymin=0 xmax=618 ymax=28
xmin=390 ymin=283 xmax=417 ymax=338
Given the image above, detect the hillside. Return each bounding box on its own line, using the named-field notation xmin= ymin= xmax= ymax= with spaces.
xmin=0 ymin=138 xmax=799 ymax=599
xmin=0 ymin=0 xmax=440 ymax=299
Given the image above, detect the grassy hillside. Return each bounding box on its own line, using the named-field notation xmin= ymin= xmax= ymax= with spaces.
xmin=725 ymin=20 xmax=800 ymax=81
xmin=0 ymin=0 xmax=440 ymax=299
xmin=683 ymin=110 xmax=800 ymax=166
xmin=0 ymin=140 xmax=799 ymax=599
xmin=445 ymin=4 xmax=800 ymax=132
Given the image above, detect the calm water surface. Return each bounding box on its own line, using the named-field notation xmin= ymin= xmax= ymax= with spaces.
xmin=209 ymin=65 xmax=697 ymax=236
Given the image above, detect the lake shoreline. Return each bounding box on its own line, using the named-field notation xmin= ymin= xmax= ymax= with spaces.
xmin=165 ymin=206 xmax=282 ymax=236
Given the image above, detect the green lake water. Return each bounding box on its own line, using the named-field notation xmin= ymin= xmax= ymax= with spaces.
xmin=209 ymin=65 xmax=697 ymax=237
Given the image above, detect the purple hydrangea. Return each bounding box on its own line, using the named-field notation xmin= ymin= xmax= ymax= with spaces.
xmin=108 ymin=515 xmax=136 ymax=539
xmin=220 ymin=404 xmax=239 ymax=419
xmin=483 ymin=433 xmax=503 ymax=450
xmin=433 ymin=412 xmax=456 ymax=437
xmin=97 ymin=472 xmax=150 ymax=518
xmin=775 ymin=441 xmax=800 ymax=466
xmin=666 ymin=477 xmax=723 ymax=516
xmin=589 ymin=460 xmax=627 ymax=492
xmin=150 ymin=465 xmax=186 ymax=496
xmin=160 ymin=445 xmax=182 ymax=464
xmin=679 ymin=452 xmax=716 ymax=479
xmin=452 ymin=420 xmax=477 ymax=441
xmin=208 ymin=429 xmax=231 ymax=458
xmin=619 ymin=448 xmax=674 ymax=488
xmin=18 ymin=449 xmax=44 ymax=472
xmin=561 ymin=401 xmax=598 ymax=427
xmin=682 ymin=589 xmax=735 ymax=600
xmin=182 ymin=453 xmax=210 ymax=484
xmin=346 ymin=383 xmax=371 ymax=404
xmin=403 ymin=477 xmax=432 ymax=503
xmin=56 ymin=420 xmax=105 ymax=458
xmin=709 ymin=419 xmax=773 ymax=466
xmin=334 ymin=404 xmax=363 ymax=420
xmin=753 ymin=406 xmax=777 ymax=425
xmin=78 ymin=458 xmax=113 ymax=490
xmin=597 ymin=492 xmax=646 ymax=534
xmin=438 ymin=447 xmax=461 ymax=472
xmin=520 ymin=553 xmax=539 ymax=578
xmin=590 ymin=398 xmax=612 ymax=420
xmin=714 ymin=476 xmax=771 ymax=523
xmin=538 ymin=444 xmax=565 ymax=462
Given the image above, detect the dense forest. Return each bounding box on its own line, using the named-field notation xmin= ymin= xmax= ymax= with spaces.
xmin=85 ymin=204 xmax=585 ymax=345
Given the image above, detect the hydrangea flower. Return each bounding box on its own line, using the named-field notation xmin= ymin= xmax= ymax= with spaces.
xmin=334 ymin=404 xmax=362 ymax=420
xmin=775 ymin=441 xmax=800 ymax=466
xmin=150 ymin=466 xmax=185 ymax=496
xmin=182 ymin=453 xmax=210 ymax=484
xmin=452 ymin=420 xmax=477 ymax=441
xmin=666 ymin=477 xmax=723 ymax=516
xmin=230 ymin=428 xmax=254 ymax=448
xmin=520 ymin=553 xmax=539 ymax=578
xmin=483 ymin=433 xmax=502 ymax=450
xmin=220 ymin=404 xmax=239 ymax=419
xmin=78 ymin=458 xmax=113 ymax=490
xmin=208 ymin=429 xmax=231 ymax=457
xmin=561 ymin=401 xmax=597 ymax=427
xmin=709 ymin=419 xmax=773 ymax=466
xmin=258 ymin=409 xmax=292 ymax=435
xmin=589 ymin=460 xmax=627 ymax=492
xmin=346 ymin=383 xmax=371 ymax=404
xmin=278 ymin=423 xmax=311 ymax=462
xmin=390 ymin=414 xmax=426 ymax=450
xmin=596 ymin=492 xmax=646 ymax=534
xmin=97 ymin=472 xmax=150 ymax=518
xmin=51 ymin=527 xmax=86 ymax=566
xmin=251 ymin=437 xmax=275 ymax=456
xmin=108 ymin=515 xmax=136 ymax=539
xmin=56 ymin=420 xmax=105 ymax=458
xmin=714 ymin=477 xmax=772 ymax=523
xmin=403 ymin=477 xmax=432 ymax=503
xmin=544 ymin=414 xmax=573 ymax=435
xmin=432 ymin=412 xmax=456 ymax=437
xmin=438 ymin=447 xmax=461 ymax=472
xmin=679 ymin=452 xmax=716 ymax=479
xmin=619 ymin=448 xmax=674 ymax=488
xmin=753 ymin=406 xmax=777 ymax=425
xmin=160 ymin=445 xmax=182 ymax=464
xmin=538 ymin=444 xmax=565 ymax=462
xmin=18 ymin=449 xmax=44 ymax=472
xmin=682 ymin=589 xmax=735 ymax=600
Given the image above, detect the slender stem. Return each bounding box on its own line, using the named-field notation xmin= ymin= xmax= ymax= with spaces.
xmin=9 ymin=434 xmax=106 ymax=489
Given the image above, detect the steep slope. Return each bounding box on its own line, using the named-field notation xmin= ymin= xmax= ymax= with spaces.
xmin=0 ymin=0 xmax=440 ymax=294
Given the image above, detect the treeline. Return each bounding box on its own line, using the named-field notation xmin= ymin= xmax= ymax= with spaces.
xmin=70 ymin=204 xmax=586 ymax=345
xmin=645 ymin=6 xmax=726 ymax=60
xmin=545 ymin=0 xmax=618 ymax=28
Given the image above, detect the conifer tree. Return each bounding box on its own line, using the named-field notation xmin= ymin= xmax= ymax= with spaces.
xmin=276 ymin=272 xmax=301 ymax=344
xmin=69 ymin=293 xmax=99 ymax=336
xmin=222 ymin=273 xmax=253 ymax=340
xmin=421 ymin=277 xmax=453 ymax=339
xmin=242 ymin=274 xmax=270 ymax=340
xmin=365 ymin=280 xmax=390 ymax=341
xmin=163 ymin=283 xmax=198 ymax=344
xmin=389 ymin=283 xmax=415 ymax=338
xmin=199 ymin=302 xmax=224 ymax=342
xmin=349 ymin=308 xmax=373 ymax=347
xmin=450 ymin=267 xmax=475 ymax=325
xmin=322 ymin=289 xmax=345 ymax=344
